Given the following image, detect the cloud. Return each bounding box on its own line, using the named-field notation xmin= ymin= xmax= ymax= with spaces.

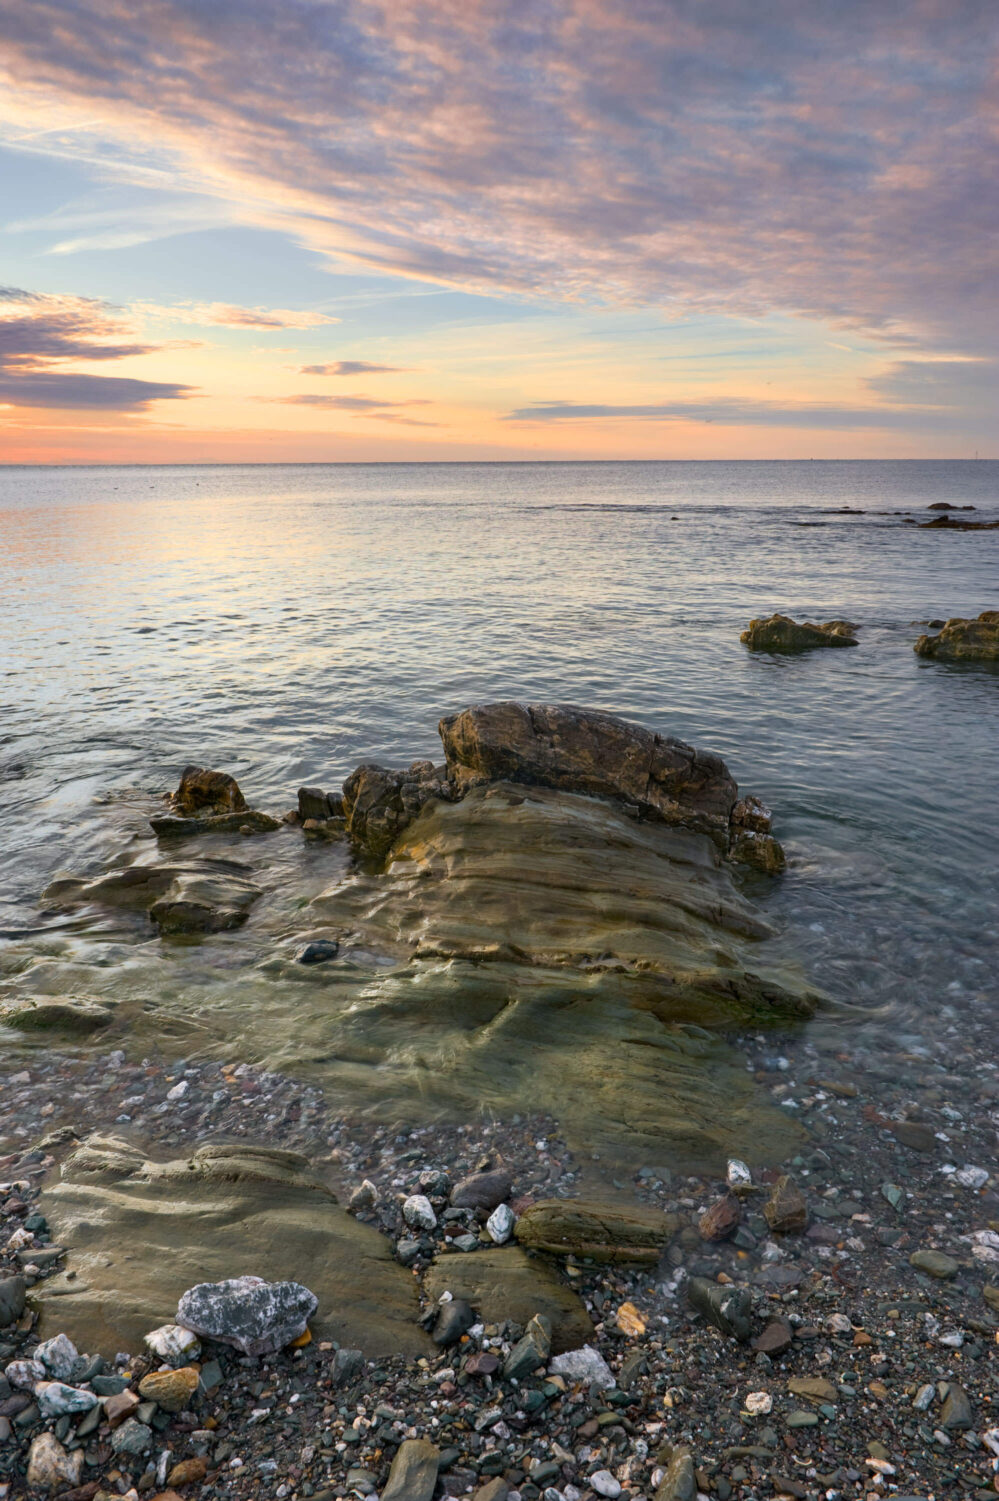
xmin=299 ymin=360 xmax=408 ymax=375
xmin=142 ymin=302 xmax=338 ymax=329
xmin=0 ymin=286 xmax=194 ymax=409
xmin=273 ymin=393 xmax=430 ymax=411
xmin=0 ymin=0 xmax=995 ymax=370
xmin=506 ymin=397 xmax=963 ymax=431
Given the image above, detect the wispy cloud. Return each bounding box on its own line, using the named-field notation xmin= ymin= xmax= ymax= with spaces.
xmin=506 ymin=397 xmax=964 ymax=431
xmin=299 ymin=360 xmax=409 ymax=375
xmin=0 ymin=287 xmax=194 ymax=409
xmin=273 ymin=393 xmax=430 ymax=410
xmin=142 ymin=302 xmax=338 ymax=330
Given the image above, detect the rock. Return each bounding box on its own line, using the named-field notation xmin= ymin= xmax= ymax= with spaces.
xmin=0 ymin=1276 xmax=26 ymax=1326
xmin=432 ymin=1298 xmax=475 ymax=1348
xmin=110 ymin=1416 xmax=152 ymax=1456
xmin=177 ymin=1275 xmax=317 ymax=1356
xmin=502 ymin=1313 xmax=551 ymax=1379
xmin=45 ymin=856 xmax=262 ymax=934
xmin=591 ymin=1471 xmax=622 ymax=1498
xmin=342 ymin=761 xmax=452 ymax=861
xmin=39 ymin=1138 xmax=428 ymax=1360
xmin=402 ymin=1194 xmax=437 ymax=1231
xmin=104 ymin=1389 xmax=140 ymax=1428
xmin=892 ymin=1121 xmax=937 ymax=1152
xmin=167 ymin=1457 xmax=208 ymax=1487
xmin=6 ymin=1359 xmax=45 ymax=1390
xmin=35 ymin=1381 xmax=99 ymax=1418
xmin=687 ymin=1277 xmax=752 ymax=1342
xmin=150 ymin=808 xmax=279 ymax=837
xmin=752 ymin=1320 xmax=793 ymax=1356
xmin=35 ymin=1333 xmax=78 ymax=1380
xmin=330 ymin=1347 xmax=366 ymax=1388
xmin=172 ymin=766 xmax=246 ymax=816
xmin=148 ymin=866 xmax=262 ymax=933
xmin=745 ymin=1392 xmax=773 ymax=1415
xmin=450 ymin=1170 xmax=513 ymax=1212
xmin=26 ymin=1432 xmax=84 ymax=1492
xmin=699 ymin=1195 xmax=741 ymax=1242
xmin=380 ymin=1437 xmax=441 ymax=1501
xmin=486 ymin=1203 xmax=515 ymax=1244
xmin=984 ymin=1284 xmax=999 ymax=1312
xmin=137 ymin=1366 xmax=199 ymax=1412
xmin=939 ymin=1382 xmax=973 ymax=1430
xmin=298 ymin=787 xmax=333 ymax=821
xmin=910 ymin=1249 xmax=959 ymax=1279
xmin=143 ymin=1325 xmax=201 ymax=1365
xmin=764 ymin=1175 xmax=808 ymax=1234
xmin=296 ymin=939 xmax=340 ymax=965
xmin=654 ymin=1447 xmax=696 ymax=1501
xmin=914 ymin=610 xmax=999 ymax=662
xmin=549 ymin=1343 xmax=616 ymax=1387
xmin=0 ymin=998 xmax=113 ymax=1036
xmin=726 ymin=1159 xmax=754 ymax=1195
xmin=954 ymin=1164 xmax=989 ymax=1189
xmin=348 ymin=1180 xmax=377 ymax=1212
xmin=787 ymin=1377 xmax=838 ymax=1405
xmin=740 ymin=614 xmax=858 ymax=652
xmin=515 ymin=1198 xmax=677 ymax=1264
xmin=423 ymin=1246 xmax=593 ymax=1353
xmin=440 ymin=702 xmax=739 ymax=844
xmin=474 ymin=1481 xmax=509 ymax=1501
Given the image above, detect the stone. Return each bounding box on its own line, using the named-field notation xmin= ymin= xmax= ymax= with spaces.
xmin=0 ymin=1276 xmax=26 ymax=1327
xmin=35 ymin=1333 xmax=78 ymax=1380
xmin=403 ymin=1195 xmax=437 ymax=1231
xmin=740 ymin=615 xmax=858 ymax=652
xmin=171 ymin=766 xmax=246 ymax=816
xmin=787 ymin=1377 xmax=838 ymax=1405
xmin=104 ymin=1389 xmax=140 ymax=1428
xmin=298 ymin=787 xmax=332 ymax=821
xmin=687 ymin=1278 xmax=752 ymax=1342
xmin=330 ymin=1347 xmax=365 ymax=1388
xmin=380 ymin=1438 xmax=441 ymax=1501
xmin=654 ymin=1447 xmax=696 ymax=1501
xmin=296 ymin=938 xmax=340 ymax=964
xmin=143 ymin=1325 xmax=201 ymax=1365
xmin=984 ymin=1284 xmax=999 ymax=1312
xmin=954 ymin=1164 xmax=989 ymax=1189
xmin=110 ymin=1416 xmax=152 ymax=1456
xmin=726 ymin=1159 xmax=754 ymax=1195
xmin=0 ymin=998 xmax=114 ymax=1036
xmin=424 ymin=1246 xmax=593 ymax=1354
xmin=44 ymin=857 xmax=261 ymax=934
xmin=752 ymin=1320 xmax=793 ymax=1357
xmin=432 ymin=1298 xmax=475 ymax=1348
xmin=6 ymin=1359 xmax=45 ymax=1390
xmin=591 ymin=1472 xmax=622 ymax=1498
xmin=745 ymin=1392 xmax=773 ymax=1415
xmin=342 ymin=761 xmax=452 ymax=861
xmin=486 ymin=1204 xmax=515 ymax=1244
xmin=515 ymin=1198 xmax=676 ymax=1264
xmin=450 ymin=1170 xmax=513 ymax=1213
xmin=502 ymin=1314 xmax=551 ymax=1380
xmin=177 ymin=1275 xmax=317 ymax=1356
xmin=914 ymin=611 xmax=999 ymax=662
xmin=474 ymin=1481 xmax=509 ymax=1501
xmin=150 ymin=808 xmax=279 ymax=837
xmin=764 ymin=1176 xmax=808 ymax=1234
xmin=548 ymin=1344 xmax=615 ymax=1387
xmin=138 ymin=1366 xmax=199 ymax=1412
xmin=35 ymin=1381 xmax=98 ymax=1418
xmin=348 ymin=1179 xmax=377 ymax=1212
xmin=699 ymin=1195 xmax=741 ymax=1242
xmin=26 ymin=1432 xmax=84 ymax=1492
xmin=892 ymin=1121 xmax=937 ymax=1152
xmin=910 ymin=1249 xmax=959 ymax=1280
xmin=38 ymin=1138 xmax=429 ymax=1360
xmin=939 ymin=1382 xmax=973 ymax=1430
xmin=167 ymin=1458 xmax=208 ymax=1487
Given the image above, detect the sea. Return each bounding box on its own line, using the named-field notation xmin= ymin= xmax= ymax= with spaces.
xmin=1 ymin=459 xmax=997 ymax=1048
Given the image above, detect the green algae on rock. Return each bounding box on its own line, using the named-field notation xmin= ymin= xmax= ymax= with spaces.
xmin=36 ymin=1138 xmax=430 ymax=1359
xmin=914 ymin=610 xmax=999 ymax=662
xmin=740 ymin=614 xmax=858 ymax=652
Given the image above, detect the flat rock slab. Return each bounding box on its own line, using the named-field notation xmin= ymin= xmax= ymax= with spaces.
xmin=36 ymin=1137 xmax=430 ymax=1359
xmin=423 ymin=1246 xmax=593 ymax=1354
xmin=381 ymin=1438 xmax=440 ymax=1501
xmin=515 ymin=1198 xmax=678 ymax=1264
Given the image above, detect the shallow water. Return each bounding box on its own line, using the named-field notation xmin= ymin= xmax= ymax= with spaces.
xmin=1 ymin=460 xmax=997 ymax=1134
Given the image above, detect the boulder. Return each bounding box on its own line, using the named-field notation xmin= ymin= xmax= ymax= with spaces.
xmin=43 ymin=857 xmax=262 ymax=935
xmin=172 ymin=767 xmax=246 ymax=816
xmin=514 ymin=1198 xmax=677 ymax=1264
xmin=914 ymin=611 xmax=999 ymax=662
xmin=741 ymin=614 xmax=858 ymax=652
xmin=177 ymin=1275 xmax=317 ymax=1356
xmin=36 ymin=1137 xmax=430 ymax=1359
xmin=342 ymin=761 xmax=453 ymax=861
xmin=423 ymin=1245 xmax=594 ymax=1353
xmin=0 ymin=997 xmax=113 ymax=1035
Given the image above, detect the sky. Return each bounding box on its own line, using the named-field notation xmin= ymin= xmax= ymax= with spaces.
xmin=0 ymin=0 xmax=996 ymax=463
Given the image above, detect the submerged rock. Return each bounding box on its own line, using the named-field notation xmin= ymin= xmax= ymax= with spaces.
xmin=741 ymin=614 xmax=858 ymax=652
xmin=0 ymin=997 xmax=113 ymax=1035
xmin=686 ymin=1276 xmax=752 ymax=1341
xmin=43 ymin=857 xmax=262 ymax=935
xmin=515 ymin=1198 xmax=677 ymax=1264
xmin=36 ymin=1137 xmax=429 ymax=1358
xmin=177 ymin=1274 xmax=317 ymax=1356
xmin=914 ymin=610 xmax=999 ymax=662
xmin=423 ymin=1245 xmax=594 ymax=1353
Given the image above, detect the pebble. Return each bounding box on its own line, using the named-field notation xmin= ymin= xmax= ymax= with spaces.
xmin=144 ymin=1323 xmax=201 ymax=1365
xmin=34 ymin=1381 xmax=98 ymax=1418
xmin=403 ymin=1194 xmax=438 ymax=1231
xmin=486 ymin=1203 xmax=516 ymax=1244
xmin=591 ymin=1470 xmax=621 ymax=1497
xmin=909 ymin=1248 xmax=959 ymax=1279
xmin=744 ymin=1391 xmax=773 ymax=1415
xmin=548 ymin=1344 xmax=615 ymax=1387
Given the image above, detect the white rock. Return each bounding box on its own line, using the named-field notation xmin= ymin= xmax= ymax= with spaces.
xmin=548 ymin=1344 xmax=615 ymax=1388
xmin=590 ymin=1472 xmax=621 ymax=1498
xmin=166 ymin=1080 xmax=189 ymax=1101
xmin=144 ymin=1323 xmax=202 ymax=1365
xmin=402 ymin=1194 xmax=437 ymax=1230
xmin=744 ymin=1391 xmax=772 ymax=1415
xmin=5 ymin=1359 xmax=45 ymax=1391
xmin=35 ymin=1333 xmax=79 ymax=1381
xmin=26 ymin=1432 xmax=83 ymax=1492
xmin=5 ymin=1227 xmax=33 ymax=1251
xmin=35 ymin=1380 xmax=99 ymax=1418
xmin=177 ymin=1274 xmax=317 ymax=1356
xmin=954 ymin=1164 xmax=989 ymax=1190
xmin=827 ymin=1313 xmax=852 ymax=1335
xmin=486 ymin=1203 xmax=516 ymax=1244
xmin=726 ymin=1158 xmax=753 ymax=1195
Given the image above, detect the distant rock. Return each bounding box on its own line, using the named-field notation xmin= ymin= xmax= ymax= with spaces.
xmin=927 ymin=501 xmax=975 ymax=510
xmin=919 ymin=515 xmax=999 ymax=530
xmin=914 ymin=610 xmax=999 ymax=662
xmin=177 ymin=1274 xmax=318 ymax=1356
xmin=741 ymin=614 xmax=858 ymax=652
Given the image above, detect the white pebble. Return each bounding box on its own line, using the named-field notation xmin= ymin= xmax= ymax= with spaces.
xmin=402 ymin=1194 xmax=437 ymax=1230
xmin=744 ymin=1391 xmax=772 ymax=1415
xmin=590 ymin=1472 xmax=621 ymax=1498
xmin=486 ymin=1203 xmax=515 ymax=1244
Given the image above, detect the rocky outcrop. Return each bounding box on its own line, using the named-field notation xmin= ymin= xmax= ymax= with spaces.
xmin=37 ymin=1138 xmax=430 ymax=1358
xmin=741 ymin=614 xmax=858 ymax=652
xmin=914 ymin=610 xmax=999 ymax=662
xmin=342 ymin=760 xmax=454 ymax=861
xmin=43 ymin=857 xmax=262 ymax=935
xmin=150 ymin=766 xmax=279 ymax=836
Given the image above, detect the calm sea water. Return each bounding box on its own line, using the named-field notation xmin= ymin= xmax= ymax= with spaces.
xmin=1 ymin=460 xmax=997 ymax=1031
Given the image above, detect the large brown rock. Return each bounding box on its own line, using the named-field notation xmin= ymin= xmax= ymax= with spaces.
xmin=914 ymin=611 xmax=999 ymax=662
xmin=514 ymin=1197 xmax=678 ymax=1264
xmin=741 ymin=615 xmax=858 ymax=652
xmin=172 ymin=767 xmax=246 ymax=816
xmin=439 ymin=703 xmax=738 ymax=843
xmin=43 ymin=857 xmax=262 ymax=936
xmin=342 ymin=761 xmax=453 ymax=862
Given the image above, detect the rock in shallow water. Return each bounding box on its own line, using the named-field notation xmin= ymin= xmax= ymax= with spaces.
xmin=740 ymin=614 xmax=858 ymax=652
xmin=914 ymin=609 xmax=999 ymax=662
xmin=176 ymin=1274 xmax=318 ymax=1355
xmin=687 ymin=1276 xmax=752 ymax=1342
xmin=423 ymin=1246 xmax=593 ymax=1354
xmin=515 ymin=1197 xmax=677 ymax=1264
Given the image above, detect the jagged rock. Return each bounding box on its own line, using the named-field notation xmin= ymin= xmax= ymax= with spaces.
xmin=110 ymin=1416 xmax=152 ymax=1456
xmin=764 ymin=1175 xmax=808 ymax=1234
xmin=741 ymin=614 xmax=858 ymax=652
xmin=26 ymin=1432 xmax=84 ymax=1492
xmin=687 ymin=1277 xmax=752 ymax=1341
xmin=423 ymin=1246 xmax=594 ymax=1353
xmin=172 ymin=767 xmax=246 ymax=816
xmin=654 ymin=1447 xmax=696 ymax=1501
xmin=728 ymin=829 xmax=786 ymax=874
xmin=440 ymin=702 xmax=738 ymax=844
xmin=35 ymin=1381 xmax=99 ymax=1418
xmin=939 ymin=1382 xmax=973 ymax=1429
xmin=502 ymin=1312 xmax=551 ymax=1379
xmin=150 ymin=808 xmax=279 ymax=837
xmin=515 ymin=1198 xmax=677 ymax=1264
xmin=381 ymin=1438 xmax=441 ymax=1501
xmin=914 ymin=610 xmax=999 ymax=661
xmin=548 ymin=1344 xmax=615 ymax=1387
xmin=298 ymin=786 xmax=334 ymax=821
xmin=178 ymin=1276 xmax=318 ymax=1357
xmin=342 ymin=761 xmax=453 ymax=861
xmin=698 ymin=1195 xmax=741 ymax=1242
xmin=0 ymin=1274 xmax=26 ymax=1326
xmin=144 ymin=1324 xmax=201 ymax=1365
xmin=35 ymin=1333 xmax=78 ymax=1379
xmin=37 ymin=1138 xmax=429 ymax=1359
xmin=138 ymin=1365 xmax=199 ymax=1411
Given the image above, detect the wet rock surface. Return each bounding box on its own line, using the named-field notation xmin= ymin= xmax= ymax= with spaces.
xmin=740 ymin=614 xmax=859 ymax=651
xmin=914 ymin=609 xmax=999 ymax=662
